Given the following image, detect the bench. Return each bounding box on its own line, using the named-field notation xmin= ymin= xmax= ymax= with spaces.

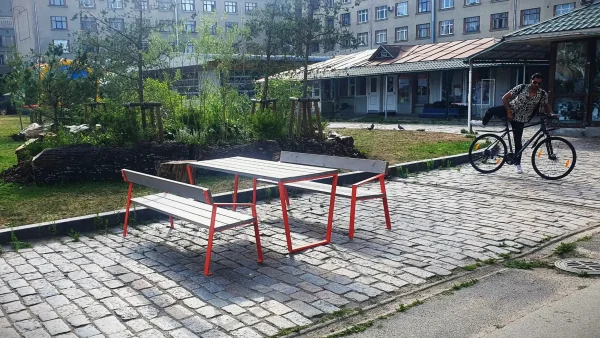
xmin=121 ymin=169 xmax=263 ymax=276
xmin=269 ymin=151 xmax=391 ymax=239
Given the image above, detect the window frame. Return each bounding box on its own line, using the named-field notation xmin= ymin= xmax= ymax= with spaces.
xmin=225 ymin=1 xmax=238 ymax=13
xmin=135 ymin=0 xmax=149 ymax=10
xmin=521 ymin=8 xmax=540 ymax=26
xmin=53 ymin=39 xmax=70 ymax=53
xmin=396 ymin=1 xmax=408 ymax=16
xmin=157 ymin=0 xmax=172 ymax=10
xmin=80 ymin=17 xmax=97 ymax=31
xmin=158 ymin=20 xmax=173 ymax=32
xmin=182 ymin=0 xmax=195 ymax=12
xmin=108 ymin=18 xmax=124 ymax=31
xmin=49 ymin=0 xmax=65 ymax=6
xmin=416 ymin=23 xmax=430 ymax=39
xmin=395 ymin=26 xmax=408 ymax=41
xmin=465 ymin=0 xmax=480 ymax=5
xmin=203 ymin=0 xmax=216 ymax=12
xmin=51 ymin=16 xmax=68 ymax=30
xmin=357 ymin=32 xmax=368 ymax=46
xmin=554 ymin=3 xmax=575 ymax=16
xmin=439 ymin=19 xmax=453 ymax=36
xmin=417 ymin=0 xmax=431 ymax=13
xmin=108 ymin=0 xmax=123 ymax=9
xmin=340 ymin=13 xmax=350 ymax=26
xmin=375 ymin=29 xmax=387 ymax=44
xmin=185 ymin=20 xmax=197 ymax=33
xmin=490 ymin=12 xmax=508 ymax=30
xmin=376 ymin=6 xmax=387 ymax=21
xmin=440 ymin=0 xmax=453 ymax=10
xmin=245 ymin=2 xmax=257 ymax=13
xmin=80 ymin=0 xmax=95 ymax=8
xmin=464 ymin=16 xmax=480 ymax=33
xmin=358 ymin=9 xmax=368 ymax=23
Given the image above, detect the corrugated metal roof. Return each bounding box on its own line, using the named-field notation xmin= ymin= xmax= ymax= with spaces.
xmin=506 ymin=2 xmax=600 ymax=38
xmin=276 ymin=38 xmax=499 ymax=80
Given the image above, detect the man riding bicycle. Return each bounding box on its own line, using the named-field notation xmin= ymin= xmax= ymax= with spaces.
xmin=471 ymin=73 xmax=552 ymax=174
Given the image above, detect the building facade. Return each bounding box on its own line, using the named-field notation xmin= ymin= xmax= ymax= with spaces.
xmin=0 ymin=0 xmax=15 ymax=74
xmin=13 ymin=0 xmax=268 ymax=56
xmin=334 ymin=0 xmax=579 ymax=54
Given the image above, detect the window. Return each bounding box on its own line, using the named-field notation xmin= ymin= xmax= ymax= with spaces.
xmin=326 ymin=17 xmax=334 ymax=28
xmin=358 ymin=9 xmax=368 ymax=23
xmin=395 ymin=26 xmax=408 ymax=41
xmin=225 ymin=1 xmax=237 ymax=13
xmin=464 ymin=16 xmax=480 ymax=33
xmin=225 ymin=22 xmax=237 ymax=32
xmin=357 ymin=32 xmax=368 ymax=46
xmin=349 ymin=78 xmax=356 ymax=96
xmin=108 ymin=18 xmax=124 ymax=30
xmin=210 ymin=23 xmax=217 ymax=34
xmin=341 ymin=37 xmax=351 ymax=48
xmin=108 ymin=0 xmax=123 ymax=9
xmin=341 ymin=13 xmax=350 ymax=26
xmin=357 ymin=77 xmax=367 ymax=95
xmin=440 ymin=0 xmax=453 ymax=9
xmin=185 ymin=43 xmax=194 ymax=53
xmin=245 ymin=2 xmax=257 ymax=13
xmin=158 ymin=20 xmax=173 ymax=32
xmin=0 ymin=55 xmax=4 ymax=65
xmin=50 ymin=0 xmax=65 ymax=5
xmin=53 ymin=39 xmax=70 ymax=52
xmin=81 ymin=17 xmax=97 ymax=31
xmin=1 ymin=36 xmax=14 ymax=47
xmin=554 ymin=3 xmax=575 ymax=16
xmin=521 ymin=8 xmax=540 ymax=26
xmin=417 ymin=74 xmax=428 ymax=103
xmin=375 ymin=29 xmax=387 ymax=44
xmin=396 ymin=1 xmax=408 ymax=16
xmin=418 ymin=0 xmax=430 ymax=13
xmin=51 ymin=16 xmax=68 ymax=30
xmin=157 ymin=0 xmax=172 ymax=9
xmin=310 ymin=42 xmax=319 ymax=53
xmin=439 ymin=19 xmax=453 ymax=35
xmin=342 ymin=0 xmax=351 ymax=3
xmin=465 ymin=0 xmax=480 ymax=5
xmin=376 ymin=6 xmax=387 ymax=20
xmin=204 ymin=1 xmax=216 ymax=12
xmin=491 ymin=12 xmax=508 ymax=30
xmin=135 ymin=0 xmax=149 ymax=10
xmin=182 ymin=0 xmax=195 ymax=11
xmin=80 ymin=0 xmax=95 ymax=8
xmin=416 ymin=23 xmax=430 ymax=39
xmin=185 ymin=20 xmax=196 ymax=33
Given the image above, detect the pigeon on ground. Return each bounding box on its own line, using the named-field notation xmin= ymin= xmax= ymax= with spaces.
xmin=367 ymin=123 xmax=374 ymax=131
xmin=397 ymin=124 xmax=405 ymax=130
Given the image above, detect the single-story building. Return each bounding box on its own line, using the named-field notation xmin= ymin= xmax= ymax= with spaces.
xmin=274 ymin=37 xmax=549 ymax=119
xmin=468 ymin=2 xmax=600 ymax=131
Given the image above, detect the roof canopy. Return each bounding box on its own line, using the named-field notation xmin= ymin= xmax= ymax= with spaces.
xmin=276 ymin=38 xmax=499 ymax=80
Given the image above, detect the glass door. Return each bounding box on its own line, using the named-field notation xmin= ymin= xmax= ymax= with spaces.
xmin=553 ymin=41 xmax=587 ymax=125
xmin=590 ymin=40 xmax=600 ymax=125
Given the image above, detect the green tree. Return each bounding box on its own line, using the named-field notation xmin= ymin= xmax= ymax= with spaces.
xmin=0 ymin=52 xmax=40 ymax=129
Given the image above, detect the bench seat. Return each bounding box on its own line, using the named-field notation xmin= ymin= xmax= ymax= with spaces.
xmin=132 ymin=193 xmax=256 ymax=231
xmin=260 ymin=179 xmax=384 ymax=200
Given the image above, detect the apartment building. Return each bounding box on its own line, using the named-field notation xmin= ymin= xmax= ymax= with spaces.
xmin=0 ymin=0 xmax=15 ymax=74
xmin=335 ymin=0 xmax=579 ymax=52
xmin=13 ymin=0 xmax=268 ymax=56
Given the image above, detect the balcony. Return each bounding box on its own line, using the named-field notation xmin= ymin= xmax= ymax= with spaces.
xmin=0 ymin=17 xmax=14 ymax=29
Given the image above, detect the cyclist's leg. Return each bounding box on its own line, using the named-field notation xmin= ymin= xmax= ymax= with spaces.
xmin=482 ymin=106 xmax=508 ymax=125
xmin=511 ymin=121 xmax=525 ymax=165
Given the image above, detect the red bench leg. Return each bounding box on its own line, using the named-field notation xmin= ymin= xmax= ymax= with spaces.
xmin=204 ymin=207 xmax=218 ymax=276
xmin=379 ymin=175 xmax=392 ymax=230
xmin=252 ymin=178 xmax=264 ymax=263
xmin=186 ymin=165 xmax=195 ymax=185
xmin=348 ymin=186 xmax=358 ymax=239
xmin=169 ymin=216 xmax=174 ymax=229
xmin=232 ymin=175 xmax=239 ymax=212
xmin=278 ymin=182 xmax=293 ymax=252
xmin=123 ymin=182 xmax=133 ymax=237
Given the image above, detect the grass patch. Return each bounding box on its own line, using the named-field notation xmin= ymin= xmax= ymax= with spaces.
xmin=451 ymin=279 xmax=478 ymax=291
xmin=462 ymin=264 xmax=478 ymax=271
xmin=462 ymin=258 xmax=497 ymax=271
xmin=498 ymin=253 xmax=512 ymax=259
xmin=337 ymin=129 xmax=471 ymax=164
xmin=69 ymin=229 xmax=80 ymax=242
xmin=396 ymin=299 xmax=424 ymax=313
xmin=0 ymin=116 xmax=23 ymax=172
xmin=577 ymin=235 xmax=593 ymax=242
xmin=274 ymin=325 xmax=311 ymax=337
xmin=554 ymin=242 xmax=577 ymax=255
xmin=503 ymin=259 xmax=550 ymax=269
xmin=326 ymin=321 xmax=374 ymax=338
xmin=10 ymin=229 xmax=32 ymax=251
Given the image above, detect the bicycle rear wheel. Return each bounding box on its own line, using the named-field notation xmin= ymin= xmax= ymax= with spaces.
xmin=469 ymin=133 xmax=507 ymax=174
xmin=531 ymin=136 xmax=576 ymax=180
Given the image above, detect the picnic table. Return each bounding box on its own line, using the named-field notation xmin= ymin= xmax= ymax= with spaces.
xmin=187 ymin=157 xmax=339 ymax=253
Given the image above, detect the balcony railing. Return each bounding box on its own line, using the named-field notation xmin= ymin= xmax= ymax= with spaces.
xmin=0 ymin=17 xmax=14 ymax=29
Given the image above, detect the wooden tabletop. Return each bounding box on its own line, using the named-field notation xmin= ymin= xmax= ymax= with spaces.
xmin=187 ymin=157 xmax=338 ymax=182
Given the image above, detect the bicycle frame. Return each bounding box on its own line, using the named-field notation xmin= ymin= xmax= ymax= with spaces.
xmin=482 ymin=117 xmax=554 ymax=160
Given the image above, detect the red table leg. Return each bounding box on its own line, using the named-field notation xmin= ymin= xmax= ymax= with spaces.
xmin=232 ymin=175 xmax=239 ymax=211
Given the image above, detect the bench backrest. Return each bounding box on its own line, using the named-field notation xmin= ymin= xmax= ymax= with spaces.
xmin=121 ymin=169 xmax=213 ymax=204
xmin=280 ymin=151 xmax=388 ymax=174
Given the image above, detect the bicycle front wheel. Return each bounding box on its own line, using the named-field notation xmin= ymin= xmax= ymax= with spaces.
xmin=531 ymin=136 xmax=576 ymax=180
xmin=469 ymin=133 xmax=507 ymax=174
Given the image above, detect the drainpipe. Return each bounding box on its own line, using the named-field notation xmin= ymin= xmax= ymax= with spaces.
xmin=174 ymin=0 xmax=179 ymax=46
xmin=32 ymin=0 xmax=41 ymax=54
xmin=369 ymin=0 xmax=373 ymax=49
xmin=467 ymin=60 xmax=473 ymax=133
xmin=431 ymin=0 xmax=436 ymax=43
xmin=513 ymin=0 xmax=518 ymax=31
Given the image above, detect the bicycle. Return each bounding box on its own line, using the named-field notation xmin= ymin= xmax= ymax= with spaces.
xmin=468 ymin=115 xmax=576 ymax=180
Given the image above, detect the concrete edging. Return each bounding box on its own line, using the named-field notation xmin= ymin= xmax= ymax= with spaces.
xmin=0 ymin=152 xmax=472 ymax=244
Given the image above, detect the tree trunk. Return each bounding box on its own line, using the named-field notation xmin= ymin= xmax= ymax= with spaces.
xmin=301 ymin=2 xmax=314 ymax=99
xmin=52 ymin=104 xmax=59 ymax=132
xmin=138 ymin=5 xmax=145 ymax=126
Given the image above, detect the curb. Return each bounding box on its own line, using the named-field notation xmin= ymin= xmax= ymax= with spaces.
xmin=0 ymin=152 xmax=472 ymax=244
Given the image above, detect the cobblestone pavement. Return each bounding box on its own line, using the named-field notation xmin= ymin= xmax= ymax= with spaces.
xmin=1 ymin=138 xmax=598 ymax=338
xmin=328 ymin=122 xmax=466 ymax=134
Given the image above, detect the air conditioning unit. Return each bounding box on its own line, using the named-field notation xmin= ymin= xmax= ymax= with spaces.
xmin=388 ymin=6 xmax=394 ymax=11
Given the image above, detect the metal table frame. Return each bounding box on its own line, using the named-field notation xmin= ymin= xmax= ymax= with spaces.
xmin=186 ymin=157 xmax=339 ymax=253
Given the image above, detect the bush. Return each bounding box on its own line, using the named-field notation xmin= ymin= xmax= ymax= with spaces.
xmin=251 ymin=109 xmax=287 ymax=141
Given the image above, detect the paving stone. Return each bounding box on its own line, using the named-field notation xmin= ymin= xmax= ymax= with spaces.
xmin=61 ymin=288 xmax=86 ymax=300
xmin=221 ymin=304 xmax=246 ymax=316
xmin=13 ymin=318 xmax=42 ymax=332
xmin=265 ymin=315 xmax=296 ymax=329
xmin=73 ymin=325 xmax=102 ymax=338
xmin=247 ymin=306 xmax=270 ymax=318
xmin=67 ymin=314 xmax=90 ymax=327
xmin=115 ymin=307 xmax=139 ymax=320
xmin=181 ymin=315 xmax=214 ymax=333
xmin=311 ymin=300 xmax=340 ymax=314
xmin=211 ymin=314 xmax=244 ymax=331
xmin=285 ymin=300 xmax=323 ymax=318
xmin=125 ymin=294 xmax=151 ymax=307
xmin=94 ymin=315 xmax=127 ymax=335
xmin=150 ymin=294 xmax=176 ymax=308
xmin=22 ymin=328 xmax=51 ymax=338
xmin=3 ymin=301 xmax=25 ymax=313
xmin=138 ymin=328 xmax=166 ymax=338
xmin=182 ymin=297 xmax=206 ymax=309
xmin=9 ymin=310 xmax=31 ymax=322
xmin=8 ymin=278 xmax=29 ymax=289
xmin=231 ymin=327 xmax=262 ymax=338
xmin=103 ymin=279 xmax=125 ymax=289
xmin=125 ymin=318 xmax=152 ymax=332
xmin=43 ymin=319 xmax=70 ymax=335
xmin=130 ymin=279 xmax=153 ymax=290
xmin=284 ymin=311 xmax=313 ymax=326
xmin=253 ymin=322 xmax=279 ymax=336
xmin=0 ymin=293 xmax=19 ymax=304
xmin=169 ymin=327 xmax=200 ymax=338
xmin=236 ymin=313 xmax=260 ymax=326
xmin=46 ymin=295 xmax=70 ymax=308
xmin=73 ymin=296 xmax=95 ymax=308
xmin=200 ymin=329 xmax=230 ymax=338
xmin=151 ymin=315 xmax=182 ymax=331
xmin=137 ymin=305 xmax=160 ymax=319
xmin=260 ymin=300 xmax=292 ymax=315
xmin=84 ymin=304 xmax=111 ymax=319
xmin=165 ymin=304 xmax=194 ymax=319
xmin=0 ymin=327 xmax=20 ymax=338
xmin=101 ymin=296 xmax=129 ymax=310
xmin=167 ymin=287 xmax=193 ymax=300
xmin=89 ymin=287 xmax=112 ymax=300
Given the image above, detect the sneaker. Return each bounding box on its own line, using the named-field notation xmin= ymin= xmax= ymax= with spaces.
xmin=515 ymin=165 xmax=523 ymax=174
xmin=471 ymin=120 xmax=485 ymax=127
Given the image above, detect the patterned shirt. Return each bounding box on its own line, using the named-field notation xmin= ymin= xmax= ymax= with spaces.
xmin=508 ymin=84 xmax=548 ymax=123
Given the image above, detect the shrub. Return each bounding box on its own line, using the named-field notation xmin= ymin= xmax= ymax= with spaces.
xmin=251 ymin=109 xmax=287 ymax=141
